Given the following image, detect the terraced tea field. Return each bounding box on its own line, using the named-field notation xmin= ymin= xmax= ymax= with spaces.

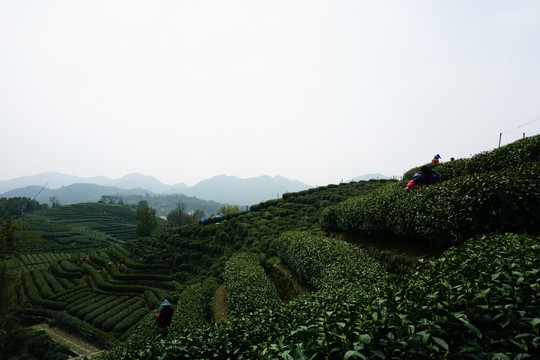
xmin=22 ymin=203 xmax=137 ymax=252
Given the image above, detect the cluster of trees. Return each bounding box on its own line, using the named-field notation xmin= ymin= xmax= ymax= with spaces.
xmin=135 ymin=200 xmax=158 ymax=237
xmin=166 ymin=203 xmax=204 ymax=227
xmin=0 ymin=197 xmax=48 ymax=219
xmin=99 ymin=195 xmax=125 ymax=204
xmin=165 ymin=203 xmax=239 ymax=227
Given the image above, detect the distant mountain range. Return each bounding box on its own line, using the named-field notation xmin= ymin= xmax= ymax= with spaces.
xmin=0 ymin=172 xmax=390 ymax=207
xmin=0 ymin=173 xmax=312 ymax=207
xmin=0 ymin=172 xmax=188 ymax=194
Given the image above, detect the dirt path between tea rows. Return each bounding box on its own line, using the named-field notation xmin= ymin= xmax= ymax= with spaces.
xmin=32 ymin=323 xmax=103 ymax=358
xmin=213 ymin=285 xmax=229 ymax=322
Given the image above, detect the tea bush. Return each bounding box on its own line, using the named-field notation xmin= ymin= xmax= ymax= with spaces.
xmin=98 ymin=233 xmax=539 ymax=359
xmin=274 ymin=231 xmax=387 ymax=292
xmin=84 ymin=296 xmax=129 ymax=323
xmin=167 ymin=277 xmax=219 ymax=337
xmin=23 ymin=272 xmax=66 ymax=310
xmin=98 ymin=310 xmax=163 ymax=359
xmin=67 ymin=294 xmax=107 ymax=316
xmin=224 ymin=252 xmax=279 ymax=316
xmin=323 ymin=161 xmax=540 ymax=245
xmin=112 ymin=307 xmax=149 ymax=337
xmin=400 ymin=134 xmax=540 ymax=185
xmin=101 ymin=299 xmax=146 ymax=332
xmin=40 ymin=269 xmax=65 ymax=293
xmin=30 ymin=269 xmax=54 ymax=298
xmin=50 ymin=260 xmax=81 ymax=278
xmin=51 ymin=285 xmax=86 ymax=302
xmin=143 ymin=290 xmax=159 ymax=309
xmin=76 ymin=295 xmax=118 ymax=319
xmin=93 ymin=297 xmax=142 ymax=329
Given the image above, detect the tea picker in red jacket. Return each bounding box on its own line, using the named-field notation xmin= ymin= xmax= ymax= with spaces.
xmin=405 ymin=165 xmax=440 ymax=190
xmin=157 ymin=299 xmax=174 ymax=335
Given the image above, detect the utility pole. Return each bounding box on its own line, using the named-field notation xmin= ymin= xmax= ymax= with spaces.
xmin=499 ymin=133 xmax=502 ymax=148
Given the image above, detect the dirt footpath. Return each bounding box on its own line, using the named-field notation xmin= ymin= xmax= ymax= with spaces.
xmin=213 ymin=285 xmax=229 ymax=322
xmin=32 ymin=323 xmax=103 ymax=358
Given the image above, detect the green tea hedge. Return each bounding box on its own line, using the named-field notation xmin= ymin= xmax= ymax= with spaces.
xmin=224 ymin=252 xmax=279 ymax=316
xmin=112 ymin=307 xmax=149 ymax=337
xmin=168 ymin=277 xmax=219 ymax=337
xmin=98 ymin=233 xmax=540 ymax=359
xmin=274 ymin=231 xmax=386 ymax=292
xmin=401 ymin=134 xmax=540 ymax=185
xmin=322 ymin=162 xmax=540 ymax=245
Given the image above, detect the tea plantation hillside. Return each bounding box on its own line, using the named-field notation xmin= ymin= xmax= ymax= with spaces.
xmin=21 ymin=203 xmax=138 ymax=253
xmin=8 ymin=136 xmax=539 ymax=359
xmin=8 ymin=178 xmax=391 ymax=356
xmin=94 ymin=135 xmax=540 ymax=359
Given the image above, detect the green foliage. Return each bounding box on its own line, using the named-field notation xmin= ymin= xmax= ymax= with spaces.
xmin=98 ymin=310 xmax=162 ymax=360
xmin=50 ymin=260 xmax=80 ymax=278
xmin=23 ymin=271 xmax=66 ymax=310
xmin=52 ymin=311 xmax=120 ymax=348
xmin=92 ymin=297 xmax=142 ymax=329
xmin=219 ymin=204 xmax=240 ymax=216
xmin=108 ymin=264 xmax=172 ymax=282
xmin=81 ymin=263 xmax=165 ymax=294
xmin=101 ymin=299 xmax=146 ymax=332
xmin=264 ymin=257 xmax=308 ymax=302
xmin=40 ymin=268 xmax=65 ymax=293
xmin=168 ymin=277 xmax=219 ymax=337
xmin=76 ymin=295 xmax=118 ymax=320
xmin=97 ymin=233 xmax=540 ymax=359
xmin=89 ymin=249 xmax=110 ymax=267
xmin=224 ymin=252 xmax=279 ymax=316
xmin=112 ymin=307 xmax=149 ymax=337
xmin=19 ymin=203 xmax=137 ymax=252
xmin=323 ymin=161 xmax=540 ymax=245
xmin=0 ymin=197 xmax=48 ymax=220
xmin=143 ymin=290 xmax=159 ymax=308
xmin=0 ymin=328 xmax=71 ymax=360
xmin=51 ymin=285 xmax=87 ymax=302
xmin=84 ymin=295 xmax=130 ymax=323
xmin=275 ymin=231 xmax=387 ymax=292
xmin=66 ymin=294 xmax=107 ymax=316
xmin=136 ymin=200 xmax=158 ymax=237
xmin=30 ymin=269 xmax=54 ymax=298
xmin=402 ymin=134 xmax=540 ymax=185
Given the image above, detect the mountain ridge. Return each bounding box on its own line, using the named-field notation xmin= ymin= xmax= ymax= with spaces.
xmin=0 ymin=173 xmax=312 ymax=206
xmin=0 ymin=172 xmax=390 ymax=206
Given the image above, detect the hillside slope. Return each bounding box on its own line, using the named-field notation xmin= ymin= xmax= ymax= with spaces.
xmin=9 ymin=136 xmax=539 ymax=359
xmin=97 ymin=135 xmax=540 ymax=359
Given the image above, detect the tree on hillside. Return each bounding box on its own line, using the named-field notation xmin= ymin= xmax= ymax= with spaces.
xmin=0 ymin=197 xmax=48 ymax=219
xmin=218 ymin=204 xmax=240 ymax=216
xmin=49 ymin=196 xmax=60 ymax=208
xmin=191 ymin=209 xmax=205 ymax=223
xmin=99 ymin=195 xmax=125 ymax=204
xmin=0 ymin=217 xmax=40 ymax=349
xmin=167 ymin=203 xmax=187 ymax=227
xmin=136 ymin=200 xmax=158 ymax=237
xmin=167 ymin=203 xmax=205 ymax=226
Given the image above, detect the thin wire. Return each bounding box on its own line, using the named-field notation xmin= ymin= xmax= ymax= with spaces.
xmin=502 ymin=117 xmax=540 ymax=133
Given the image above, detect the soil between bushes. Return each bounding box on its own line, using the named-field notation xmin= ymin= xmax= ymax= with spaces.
xmin=213 ymin=285 xmax=229 ymax=323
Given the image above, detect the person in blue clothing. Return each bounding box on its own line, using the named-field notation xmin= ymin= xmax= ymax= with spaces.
xmin=405 ymin=165 xmax=440 ymax=190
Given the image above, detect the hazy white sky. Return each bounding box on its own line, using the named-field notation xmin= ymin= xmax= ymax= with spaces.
xmin=1 ymin=1 xmax=539 ymax=186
